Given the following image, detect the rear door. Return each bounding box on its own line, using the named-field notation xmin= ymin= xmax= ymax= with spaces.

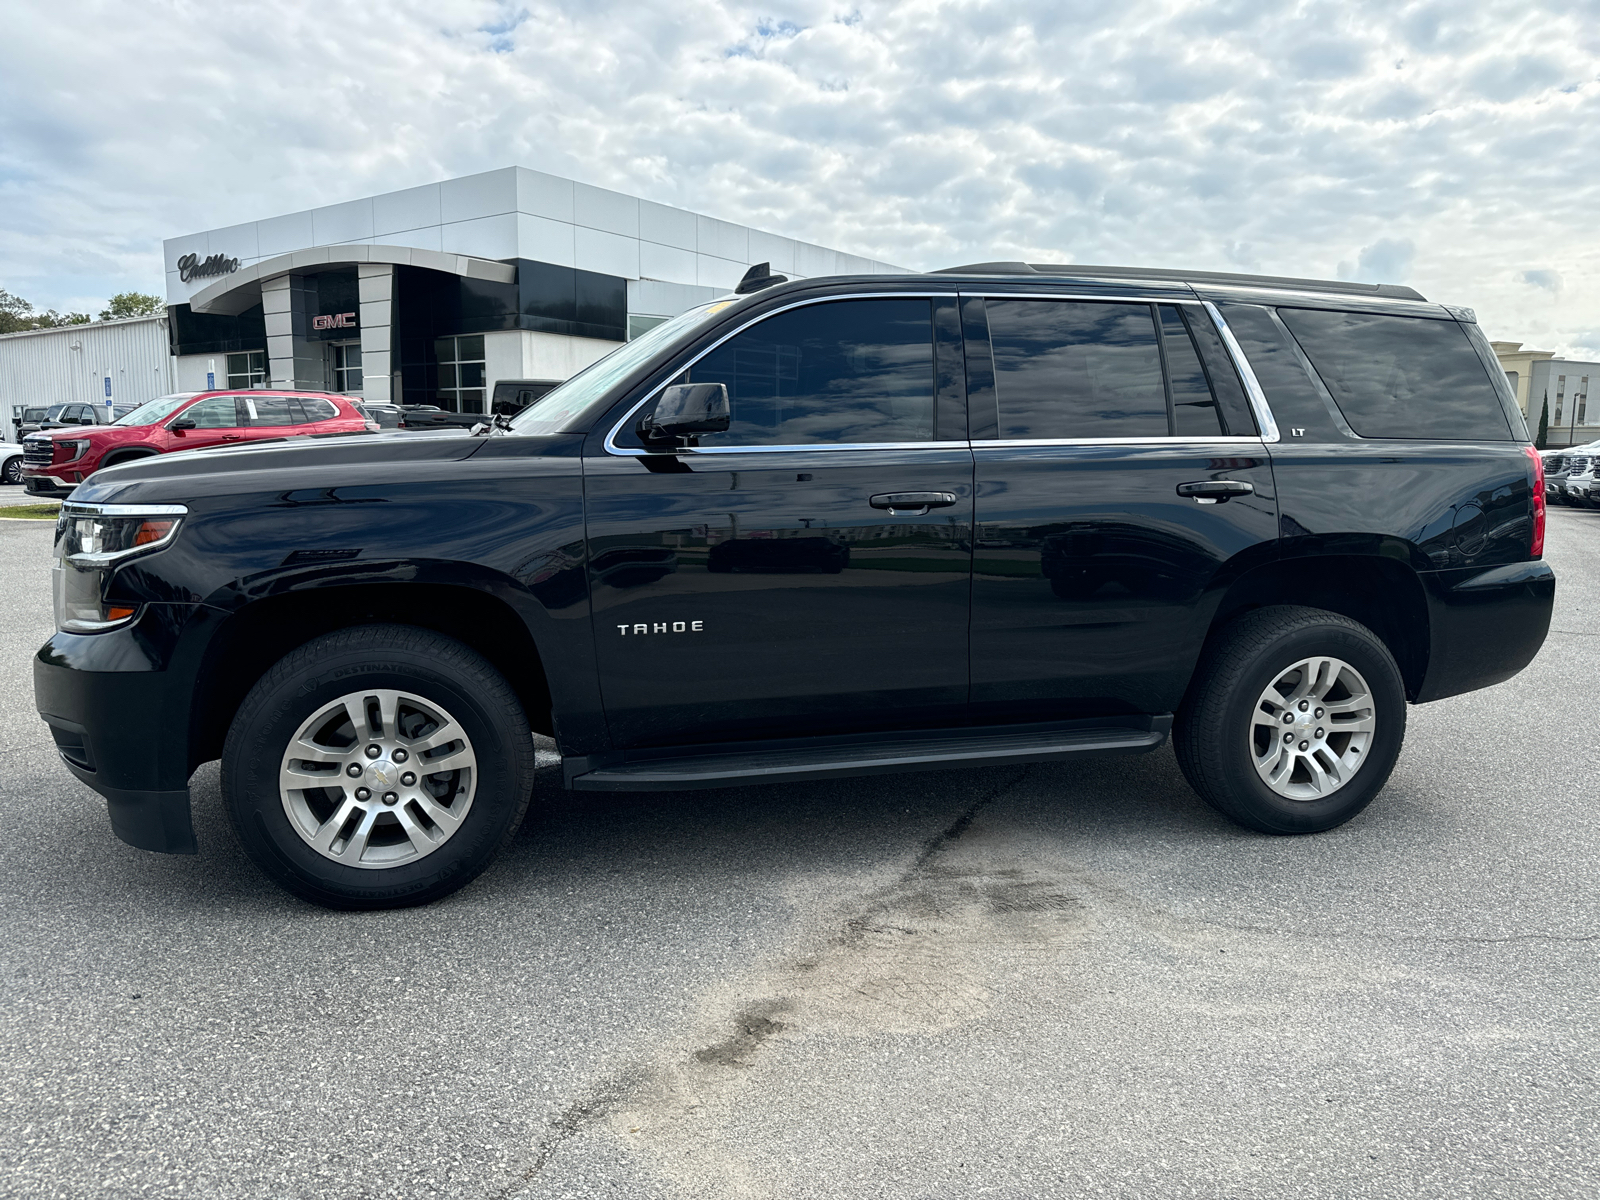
xmin=966 ymin=295 xmax=1279 ymax=722
xmin=583 ymin=293 xmax=974 ymax=749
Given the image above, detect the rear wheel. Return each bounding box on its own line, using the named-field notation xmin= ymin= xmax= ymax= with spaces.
xmin=222 ymin=624 xmax=535 ymax=909
xmin=1174 ymin=606 xmax=1406 ymax=834
xmin=1 ymin=456 xmax=21 ymax=485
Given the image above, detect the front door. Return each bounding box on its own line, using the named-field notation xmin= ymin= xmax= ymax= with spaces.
xmin=585 ymin=295 xmax=973 ymax=750
xmin=966 ymin=296 xmax=1279 ymax=721
xmin=162 ymin=394 xmax=248 ymax=453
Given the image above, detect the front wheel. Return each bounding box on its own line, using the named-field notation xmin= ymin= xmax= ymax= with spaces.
xmin=1 ymin=456 xmax=21 ymax=485
xmin=1174 ymin=606 xmax=1406 ymax=834
xmin=222 ymin=624 xmax=535 ymax=909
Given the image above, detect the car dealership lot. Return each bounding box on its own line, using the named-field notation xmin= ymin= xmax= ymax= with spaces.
xmin=1 ymin=511 xmax=1596 ymax=1199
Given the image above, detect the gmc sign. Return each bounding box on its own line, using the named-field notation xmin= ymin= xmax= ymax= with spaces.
xmin=312 ymin=312 xmax=357 ymax=331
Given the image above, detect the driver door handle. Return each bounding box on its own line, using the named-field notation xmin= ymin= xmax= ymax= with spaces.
xmin=1176 ymin=479 xmax=1254 ymax=504
xmin=870 ymin=491 xmax=958 ymax=515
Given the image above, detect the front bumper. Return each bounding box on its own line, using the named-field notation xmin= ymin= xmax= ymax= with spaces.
xmin=23 ymin=472 xmax=76 ymax=497
xmin=34 ymin=608 xmax=206 ymax=854
xmin=1415 ymin=560 xmax=1556 ymax=703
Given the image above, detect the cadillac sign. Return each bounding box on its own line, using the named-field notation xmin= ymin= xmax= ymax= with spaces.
xmin=176 ymin=252 xmax=240 ymax=283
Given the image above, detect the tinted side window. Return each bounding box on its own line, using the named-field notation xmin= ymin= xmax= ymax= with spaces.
xmin=1158 ymin=306 xmax=1224 ymax=437
xmin=249 ymin=397 xmax=299 ymax=426
xmin=183 ymin=397 xmax=242 ymax=428
xmin=302 ymin=398 xmax=339 ymax=422
xmin=1277 ymin=308 xmax=1514 ymax=441
xmin=986 ymin=300 xmax=1167 ymax=439
xmin=685 ymin=299 xmax=934 ymax=445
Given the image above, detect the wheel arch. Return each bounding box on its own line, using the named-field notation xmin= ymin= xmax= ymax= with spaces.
xmin=99 ymin=447 xmax=159 ymax=469
xmin=1201 ymin=552 xmax=1431 ymax=701
xmin=189 ymin=581 xmax=555 ymax=773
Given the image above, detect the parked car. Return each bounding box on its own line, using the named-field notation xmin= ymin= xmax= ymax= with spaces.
xmin=14 ymin=405 xmax=48 ymax=439
xmin=395 ymin=404 xmax=483 ymax=432
xmin=359 ymin=403 xmax=405 ymax=429
xmin=38 ymin=401 xmax=143 ymax=430
xmin=1566 ymin=455 xmax=1598 ymax=507
xmin=21 ymin=390 xmax=376 ymax=497
xmin=491 ymin=379 xmax=558 ymax=416
xmin=1 ymin=440 xmax=24 ymax=486
xmin=34 ymin=261 xmax=1553 ymax=911
xmin=1542 ymin=441 xmax=1600 ymax=503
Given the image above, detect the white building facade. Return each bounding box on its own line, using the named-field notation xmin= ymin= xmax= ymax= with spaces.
xmin=161 ymin=166 xmax=904 ymax=413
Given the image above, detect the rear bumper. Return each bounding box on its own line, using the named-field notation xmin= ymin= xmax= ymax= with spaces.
xmin=1415 ymin=560 xmax=1555 ymax=703
xmin=34 ymin=609 xmax=205 ymax=854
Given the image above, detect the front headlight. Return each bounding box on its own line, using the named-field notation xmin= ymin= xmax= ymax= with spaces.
xmin=52 ymin=503 xmax=187 ymax=633
xmin=57 ymin=439 xmax=90 ymax=463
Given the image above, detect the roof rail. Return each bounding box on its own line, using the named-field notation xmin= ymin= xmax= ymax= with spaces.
xmin=932 ymin=261 xmax=1426 ymax=302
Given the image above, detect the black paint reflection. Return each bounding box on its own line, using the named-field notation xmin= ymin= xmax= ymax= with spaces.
xmin=986 ymin=301 xmax=1167 ymax=439
xmin=1277 ymin=309 xmax=1514 ymax=441
xmin=684 ymin=299 xmax=936 ymax=445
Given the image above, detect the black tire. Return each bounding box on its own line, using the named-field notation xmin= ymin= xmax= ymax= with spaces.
xmin=1 ymin=455 xmax=21 ymax=485
xmin=222 ymin=624 xmax=535 ymax=909
xmin=1173 ymin=606 xmax=1406 ymax=834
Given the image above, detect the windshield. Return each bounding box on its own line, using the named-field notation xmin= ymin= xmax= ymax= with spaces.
xmin=113 ymin=394 xmax=196 ymax=427
xmin=508 ymin=301 xmax=736 ymax=435
xmin=23 ymin=408 xmax=46 ymax=421
xmin=43 ymin=405 xmax=70 ymax=420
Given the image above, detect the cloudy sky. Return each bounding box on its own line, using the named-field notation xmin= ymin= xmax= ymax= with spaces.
xmin=3 ymin=0 xmax=1598 ymax=354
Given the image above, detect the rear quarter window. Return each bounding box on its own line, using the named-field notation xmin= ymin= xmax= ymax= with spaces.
xmin=1276 ymin=308 xmax=1513 ymax=441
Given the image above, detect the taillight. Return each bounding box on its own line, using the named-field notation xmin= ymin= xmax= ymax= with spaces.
xmin=1525 ymin=445 xmax=1545 ymax=558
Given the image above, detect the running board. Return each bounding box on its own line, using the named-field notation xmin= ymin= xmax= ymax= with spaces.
xmin=564 ymin=715 xmax=1171 ymax=792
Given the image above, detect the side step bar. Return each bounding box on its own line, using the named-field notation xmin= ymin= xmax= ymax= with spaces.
xmin=564 ymin=714 xmax=1172 ymax=792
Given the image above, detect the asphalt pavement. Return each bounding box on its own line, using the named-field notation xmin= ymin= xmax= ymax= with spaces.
xmin=1 ymin=499 xmax=1596 ymax=1199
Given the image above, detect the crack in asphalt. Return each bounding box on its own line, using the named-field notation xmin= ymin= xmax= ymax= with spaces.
xmin=497 ymin=765 xmax=1037 ymax=1195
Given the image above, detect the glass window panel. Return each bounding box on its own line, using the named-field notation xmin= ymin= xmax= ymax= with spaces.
xmin=438 ymin=364 xmax=457 ymax=389
xmin=250 ymin=397 xmax=297 ymax=426
xmin=460 ymin=390 xmax=485 ymax=414
xmin=1278 ymin=308 xmax=1513 ymax=441
xmin=1159 ymin=306 xmax=1224 ymax=437
xmin=685 ymin=298 xmax=934 ymax=445
xmin=457 ymin=335 xmax=485 ymax=361
xmin=304 ymin=399 xmax=338 ymax=422
xmin=434 ymin=337 xmax=456 ymax=364
xmin=343 ymin=344 xmax=362 ymax=369
xmin=184 ymin=396 xmax=242 ymax=428
xmin=345 ymin=368 xmax=363 ymax=392
xmin=987 ymin=300 xmax=1167 ymax=439
xmin=460 ymin=362 xmax=485 ymax=388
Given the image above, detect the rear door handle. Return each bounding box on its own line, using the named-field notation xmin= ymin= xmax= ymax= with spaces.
xmin=870 ymin=491 xmax=958 ymax=515
xmin=1176 ymin=479 xmax=1254 ymax=504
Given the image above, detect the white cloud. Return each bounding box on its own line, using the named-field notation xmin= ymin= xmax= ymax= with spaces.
xmin=1 ymin=0 xmax=1599 ymax=353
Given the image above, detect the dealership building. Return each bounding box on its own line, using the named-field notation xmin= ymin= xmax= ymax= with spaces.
xmin=2 ymin=166 xmax=903 ymax=435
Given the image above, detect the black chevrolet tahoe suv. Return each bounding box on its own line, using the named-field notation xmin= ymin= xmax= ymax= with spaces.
xmin=34 ymin=262 xmax=1555 ymax=910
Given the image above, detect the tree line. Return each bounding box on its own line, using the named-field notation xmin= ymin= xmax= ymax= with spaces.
xmin=1 ymin=288 xmax=164 ymax=334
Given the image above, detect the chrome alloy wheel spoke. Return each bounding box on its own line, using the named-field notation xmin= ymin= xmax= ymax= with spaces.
xmin=1248 ymin=655 xmax=1375 ymax=802
xmin=278 ymin=688 xmax=478 ymax=869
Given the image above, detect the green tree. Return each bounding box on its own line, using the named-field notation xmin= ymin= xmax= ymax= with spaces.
xmin=0 ymin=287 xmax=89 ymax=333
xmin=1535 ymin=394 xmax=1549 ymax=449
xmin=99 ymin=291 xmax=164 ymax=321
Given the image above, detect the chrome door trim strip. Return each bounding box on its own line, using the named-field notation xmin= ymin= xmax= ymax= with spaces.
xmin=601 ymin=291 xmax=958 ymax=457
xmin=975 ymin=437 xmax=1267 ymax=449
xmin=1202 ymin=300 xmax=1281 ymax=443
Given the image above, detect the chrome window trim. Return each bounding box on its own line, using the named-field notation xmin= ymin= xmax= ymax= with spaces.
xmin=602 ymin=291 xmax=958 ymax=457
xmin=1201 ymin=301 xmax=1281 ymax=443
xmin=601 ymin=290 xmax=1283 ymax=456
xmin=977 ymin=437 xmax=1266 ymax=449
